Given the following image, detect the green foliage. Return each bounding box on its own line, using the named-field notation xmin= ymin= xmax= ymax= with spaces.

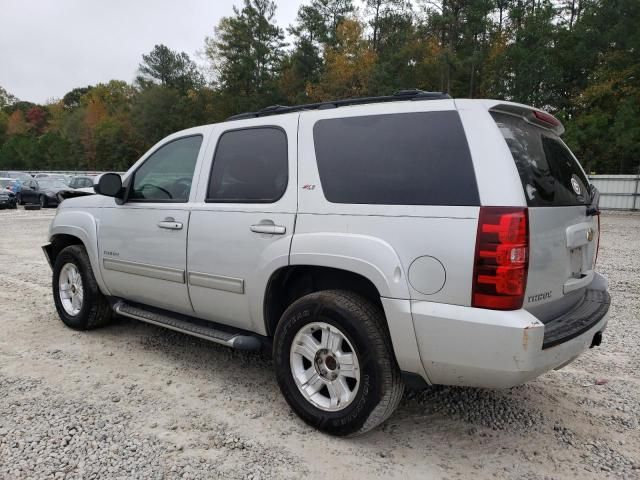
xmin=137 ymin=45 xmax=204 ymax=93
xmin=0 ymin=0 xmax=638 ymax=173
xmin=0 ymin=86 xmax=18 ymax=109
xmin=204 ymin=0 xmax=286 ymax=115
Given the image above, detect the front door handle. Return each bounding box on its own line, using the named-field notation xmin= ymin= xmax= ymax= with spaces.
xmin=158 ymin=217 xmax=183 ymax=230
xmin=250 ymin=224 xmax=286 ymax=235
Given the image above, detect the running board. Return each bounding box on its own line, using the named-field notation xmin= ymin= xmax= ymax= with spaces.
xmin=113 ymin=301 xmax=262 ymax=351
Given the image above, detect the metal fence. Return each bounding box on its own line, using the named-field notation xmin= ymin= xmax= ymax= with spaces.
xmin=589 ymin=175 xmax=640 ymax=211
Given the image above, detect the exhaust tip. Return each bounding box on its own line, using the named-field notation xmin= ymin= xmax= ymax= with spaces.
xmin=590 ymin=331 xmax=603 ymax=348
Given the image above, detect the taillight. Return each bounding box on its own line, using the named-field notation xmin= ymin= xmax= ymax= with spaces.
xmin=594 ymin=213 xmax=601 ymax=267
xmin=532 ymin=110 xmax=561 ymax=127
xmin=472 ymin=207 xmax=529 ymax=310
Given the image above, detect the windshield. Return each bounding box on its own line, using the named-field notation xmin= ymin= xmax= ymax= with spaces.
xmin=39 ymin=179 xmax=69 ymax=190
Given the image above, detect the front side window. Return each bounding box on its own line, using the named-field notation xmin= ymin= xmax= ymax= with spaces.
xmin=130 ymin=135 xmax=203 ymax=202
xmin=207 ymin=127 xmax=288 ymax=203
xmin=313 ymin=111 xmax=479 ymax=206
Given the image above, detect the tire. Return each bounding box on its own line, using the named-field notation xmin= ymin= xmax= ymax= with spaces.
xmin=39 ymin=195 xmax=47 ymax=208
xmin=273 ymin=290 xmax=404 ymax=436
xmin=52 ymin=245 xmax=113 ymax=330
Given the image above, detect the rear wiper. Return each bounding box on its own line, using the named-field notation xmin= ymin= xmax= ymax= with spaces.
xmin=586 ymin=185 xmax=600 ymax=216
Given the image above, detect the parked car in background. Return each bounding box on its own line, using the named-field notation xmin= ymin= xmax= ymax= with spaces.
xmin=33 ymin=173 xmax=71 ymax=185
xmin=0 ymin=171 xmax=32 ymax=182
xmin=18 ymin=178 xmax=69 ymax=207
xmin=68 ymin=175 xmax=96 ymax=189
xmin=0 ymin=178 xmax=17 ymax=209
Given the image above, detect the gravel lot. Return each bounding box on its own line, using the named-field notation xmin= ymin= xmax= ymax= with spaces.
xmin=0 ymin=207 xmax=638 ymax=479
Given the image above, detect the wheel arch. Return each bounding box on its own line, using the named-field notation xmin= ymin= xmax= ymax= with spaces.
xmin=263 ymin=265 xmax=386 ymax=338
xmin=48 ymin=211 xmax=110 ymax=295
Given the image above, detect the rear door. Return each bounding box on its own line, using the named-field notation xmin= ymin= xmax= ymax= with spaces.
xmin=490 ymin=111 xmax=599 ymax=318
xmin=187 ymin=116 xmax=298 ymax=334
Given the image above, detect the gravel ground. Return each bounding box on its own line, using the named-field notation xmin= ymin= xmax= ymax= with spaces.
xmin=0 ymin=207 xmax=638 ymax=479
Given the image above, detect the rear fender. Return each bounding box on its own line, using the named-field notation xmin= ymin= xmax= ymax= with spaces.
xmin=290 ymin=232 xmax=410 ymax=299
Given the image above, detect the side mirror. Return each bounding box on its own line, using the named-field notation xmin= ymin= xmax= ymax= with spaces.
xmin=94 ymin=173 xmax=123 ymax=198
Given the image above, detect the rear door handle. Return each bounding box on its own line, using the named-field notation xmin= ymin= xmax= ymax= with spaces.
xmin=250 ymin=224 xmax=286 ymax=235
xmin=158 ymin=217 xmax=183 ymax=230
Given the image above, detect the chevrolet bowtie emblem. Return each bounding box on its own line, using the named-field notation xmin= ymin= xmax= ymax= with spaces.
xmin=587 ymin=228 xmax=594 ymax=242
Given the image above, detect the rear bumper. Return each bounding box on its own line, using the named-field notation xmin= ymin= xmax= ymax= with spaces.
xmin=408 ymin=277 xmax=610 ymax=388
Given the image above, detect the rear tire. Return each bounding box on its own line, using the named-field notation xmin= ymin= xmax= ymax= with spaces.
xmin=52 ymin=245 xmax=113 ymax=330
xmin=273 ymin=290 xmax=404 ymax=436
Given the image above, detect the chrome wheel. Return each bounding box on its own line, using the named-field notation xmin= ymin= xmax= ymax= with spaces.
xmin=58 ymin=263 xmax=84 ymax=316
xmin=290 ymin=322 xmax=360 ymax=412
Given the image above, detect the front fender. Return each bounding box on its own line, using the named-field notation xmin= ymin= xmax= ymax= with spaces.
xmin=48 ymin=208 xmax=109 ymax=295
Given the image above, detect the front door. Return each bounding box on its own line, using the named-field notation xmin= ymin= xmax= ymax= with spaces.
xmin=187 ymin=117 xmax=298 ymax=333
xmin=99 ymin=134 xmax=205 ymax=315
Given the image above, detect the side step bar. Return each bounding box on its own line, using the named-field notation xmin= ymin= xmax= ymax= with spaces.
xmin=113 ymin=301 xmax=263 ymax=351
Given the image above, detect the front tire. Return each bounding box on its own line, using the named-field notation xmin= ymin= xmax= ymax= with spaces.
xmin=274 ymin=290 xmax=404 ymax=436
xmin=52 ymin=245 xmax=113 ymax=330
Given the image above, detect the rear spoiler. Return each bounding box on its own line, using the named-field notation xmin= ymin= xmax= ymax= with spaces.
xmin=490 ymin=103 xmax=565 ymax=135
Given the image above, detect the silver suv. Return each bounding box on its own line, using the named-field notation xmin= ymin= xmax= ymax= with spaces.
xmin=43 ymin=92 xmax=610 ymax=436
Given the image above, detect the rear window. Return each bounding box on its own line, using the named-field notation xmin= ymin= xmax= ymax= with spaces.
xmin=491 ymin=111 xmax=589 ymax=207
xmin=313 ymin=111 xmax=479 ymax=206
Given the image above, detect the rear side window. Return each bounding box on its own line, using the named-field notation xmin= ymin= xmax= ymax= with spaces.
xmin=207 ymin=127 xmax=288 ymax=203
xmin=491 ymin=112 xmax=589 ymax=207
xmin=313 ymin=111 xmax=479 ymax=206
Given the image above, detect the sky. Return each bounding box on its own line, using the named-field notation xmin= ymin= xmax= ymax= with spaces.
xmin=0 ymin=0 xmax=301 ymax=104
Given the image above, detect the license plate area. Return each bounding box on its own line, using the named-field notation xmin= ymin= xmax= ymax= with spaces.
xmin=569 ymin=247 xmax=585 ymax=278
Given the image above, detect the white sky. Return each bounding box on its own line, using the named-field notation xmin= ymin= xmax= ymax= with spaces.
xmin=0 ymin=0 xmax=303 ymax=104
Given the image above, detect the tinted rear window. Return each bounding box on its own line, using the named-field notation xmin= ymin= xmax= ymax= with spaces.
xmin=491 ymin=112 xmax=589 ymax=207
xmin=313 ymin=111 xmax=479 ymax=206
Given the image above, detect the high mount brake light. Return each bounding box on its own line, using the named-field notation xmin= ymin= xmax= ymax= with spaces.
xmin=472 ymin=207 xmax=529 ymax=310
xmin=532 ymin=110 xmax=561 ymax=127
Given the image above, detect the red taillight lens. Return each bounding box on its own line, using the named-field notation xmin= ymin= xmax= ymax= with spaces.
xmin=532 ymin=110 xmax=561 ymax=127
xmin=472 ymin=207 xmax=529 ymax=310
xmin=594 ymin=213 xmax=601 ymax=268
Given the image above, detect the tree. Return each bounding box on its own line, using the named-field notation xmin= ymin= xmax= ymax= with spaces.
xmin=309 ymin=19 xmax=377 ymax=100
xmin=311 ymin=0 xmax=355 ymax=45
xmin=279 ymin=5 xmax=328 ymax=103
xmin=6 ymin=110 xmax=28 ymax=136
xmin=137 ymin=44 xmax=204 ymax=93
xmin=62 ymin=86 xmax=93 ymax=110
xmin=0 ymin=86 xmax=18 ymax=109
xmin=205 ymin=0 xmax=286 ymax=115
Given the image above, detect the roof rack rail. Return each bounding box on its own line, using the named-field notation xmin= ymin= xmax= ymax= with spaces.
xmin=226 ymin=89 xmax=451 ymax=121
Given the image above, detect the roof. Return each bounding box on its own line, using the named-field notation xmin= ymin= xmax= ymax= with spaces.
xmin=226 ymin=90 xmax=451 ymax=121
